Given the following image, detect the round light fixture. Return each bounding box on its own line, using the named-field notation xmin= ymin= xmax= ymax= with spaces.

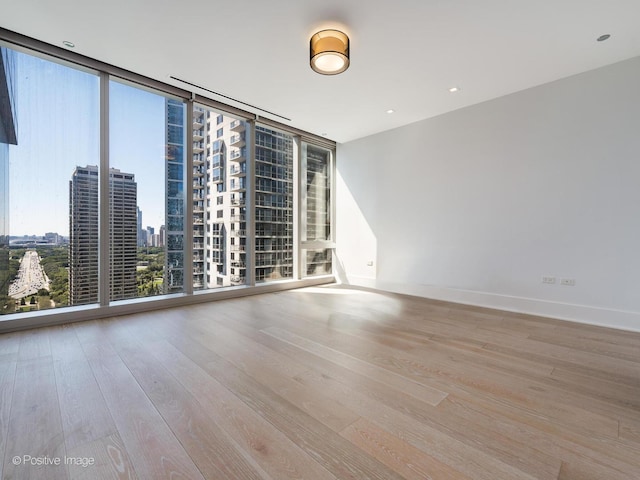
xmin=597 ymin=34 xmax=611 ymax=42
xmin=448 ymin=86 xmax=460 ymax=93
xmin=310 ymin=29 xmax=350 ymax=75
xmin=386 ymin=109 xmax=395 ymax=114
xmin=62 ymin=40 xmax=75 ymax=48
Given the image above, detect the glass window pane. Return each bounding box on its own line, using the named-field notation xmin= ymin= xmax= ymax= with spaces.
xmin=304 ymin=248 xmax=332 ymax=276
xmin=109 ymin=80 xmax=186 ymax=301
xmin=305 ymin=145 xmax=331 ymax=242
xmin=192 ymin=105 xmax=247 ymax=290
xmin=255 ymin=125 xmax=294 ymax=283
xmin=0 ymin=47 xmax=15 ymax=315
xmin=1 ymin=46 xmax=99 ymax=316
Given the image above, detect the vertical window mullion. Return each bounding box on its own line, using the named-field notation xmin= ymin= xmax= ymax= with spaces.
xmin=330 ymin=148 xmax=337 ymax=275
xmin=294 ymin=138 xmax=303 ymax=279
xmin=98 ymin=72 xmax=110 ymax=306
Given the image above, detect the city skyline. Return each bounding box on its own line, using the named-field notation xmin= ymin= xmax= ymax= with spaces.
xmin=1 ymin=39 xmax=333 ymax=318
xmin=8 ymin=50 xmax=167 ymax=237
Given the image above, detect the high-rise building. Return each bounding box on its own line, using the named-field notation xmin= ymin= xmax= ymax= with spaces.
xmin=253 ymin=125 xmax=294 ymax=282
xmin=69 ymin=165 xmax=137 ymax=304
xmin=0 ymin=47 xmax=17 ymax=306
xmin=146 ymin=226 xmax=154 ymax=246
xmin=69 ymin=166 xmax=99 ymax=305
xmin=165 ymin=99 xmax=185 ymax=293
xmin=159 ymin=225 xmax=166 ymax=248
xmin=211 ymin=120 xmax=294 ymax=286
xmin=136 ymin=207 xmax=144 ymax=247
xmin=109 ymin=168 xmax=138 ymax=300
xmin=192 ymin=107 xmax=206 ymax=289
xmin=173 ymin=105 xmax=294 ymax=289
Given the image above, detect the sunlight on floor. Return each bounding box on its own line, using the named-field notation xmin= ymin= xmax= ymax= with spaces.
xmin=293 ymin=286 xmax=375 ymax=295
xmin=293 ymin=286 xmax=403 ymax=316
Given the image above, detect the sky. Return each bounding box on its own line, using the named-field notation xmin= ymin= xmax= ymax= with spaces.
xmin=9 ymin=49 xmax=170 ymax=237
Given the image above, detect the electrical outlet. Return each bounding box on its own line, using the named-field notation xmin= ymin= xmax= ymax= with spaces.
xmin=542 ymin=276 xmax=556 ymax=284
xmin=560 ymin=278 xmax=576 ymax=286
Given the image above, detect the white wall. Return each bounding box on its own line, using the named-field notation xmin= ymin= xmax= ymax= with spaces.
xmin=337 ymin=56 xmax=640 ymax=331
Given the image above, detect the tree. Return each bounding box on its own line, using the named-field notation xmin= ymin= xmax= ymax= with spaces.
xmin=38 ymin=288 xmax=50 ymax=296
xmin=1 ymin=298 xmax=16 ymax=314
xmin=38 ymin=296 xmax=51 ymax=310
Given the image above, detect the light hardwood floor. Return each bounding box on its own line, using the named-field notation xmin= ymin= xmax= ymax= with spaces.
xmin=1 ymin=284 xmax=639 ymax=479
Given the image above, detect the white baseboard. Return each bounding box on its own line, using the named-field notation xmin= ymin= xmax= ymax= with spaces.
xmin=344 ymin=275 xmax=640 ymax=333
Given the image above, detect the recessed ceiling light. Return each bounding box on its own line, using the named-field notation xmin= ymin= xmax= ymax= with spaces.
xmin=597 ymin=34 xmax=611 ymax=42
xmin=386 ymin=109 xmax=395 ymax=114
xmin=448 ymin=86 xmax=460 ymax=93
xmin=62 ymin=40 xmax=75 ymax=48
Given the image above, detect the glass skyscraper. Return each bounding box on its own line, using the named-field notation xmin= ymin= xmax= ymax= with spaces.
xmin=165 ymin=99 xmax=186 ymax=293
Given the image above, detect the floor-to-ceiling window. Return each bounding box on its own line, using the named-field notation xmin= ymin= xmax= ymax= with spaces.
xmin=0 ymin=36 xmax=335 ymax=326
xmin=2 ymin=47 xmax=99 ymax=315
xmin=190 ymin=104 xmax=250 ymax=290
xmin=109 ymin=80 xmax=186 ymax=301
xmin=302 ymin=143 xmax=333 ymax=276
xmin=255 ymin=125 xmax=294 ymax=283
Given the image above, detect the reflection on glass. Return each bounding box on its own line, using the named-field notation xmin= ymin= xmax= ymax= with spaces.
xmin=304 ymin=248 xmax=332 ymax=276
xmin=305 ymin=145 xmax=331 ymax=241
xmin=302 ymin=144 xmax=332 ymax=278
xmin=0 ymin=48 xmax=16 ymax=314
xmin=2 ymin=47 xmax=99 ymax=315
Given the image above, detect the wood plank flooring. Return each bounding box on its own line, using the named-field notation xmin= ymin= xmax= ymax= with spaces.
xmin=0 ymin=284 xmax=639 ymax=479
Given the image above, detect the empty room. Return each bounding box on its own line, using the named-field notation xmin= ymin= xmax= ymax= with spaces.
xmin=0 ymin=1 xmax=639 ymax=479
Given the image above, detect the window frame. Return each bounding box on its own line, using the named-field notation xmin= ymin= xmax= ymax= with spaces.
xmin=300 ymin=142 xmax=336 ymax=277
xmin=0 ymin=29 xmax=335 ymax=332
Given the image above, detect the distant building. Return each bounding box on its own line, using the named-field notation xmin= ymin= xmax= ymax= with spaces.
xmin=69 ymin=165 xmax=138 ymax=305
xmin=69 ymin=166 xmax=99 ymax=305
xmin=44 ymin=232 xmax=63 ymax=245
xmin=110 ymin=168 xmax=138 ymax=300
xmin=145 ymin=226 xmax=154 ymax=247
xmin=159 ymin=225 xmax=166 ymax=248
xmin=137 ymin=207 xmax=145 ymax=247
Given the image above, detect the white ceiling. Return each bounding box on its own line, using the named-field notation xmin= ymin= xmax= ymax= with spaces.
xmin=1 ymin=0 xmax=639 ymax=143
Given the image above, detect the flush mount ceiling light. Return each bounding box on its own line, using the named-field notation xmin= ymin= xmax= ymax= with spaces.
xmin=310 ymin=29 xmax=350 ymax=75
xmin=597 ymin=34 xmax=611 ymax=42
xmin=62 ymin=40 xmax=75 ymax=48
